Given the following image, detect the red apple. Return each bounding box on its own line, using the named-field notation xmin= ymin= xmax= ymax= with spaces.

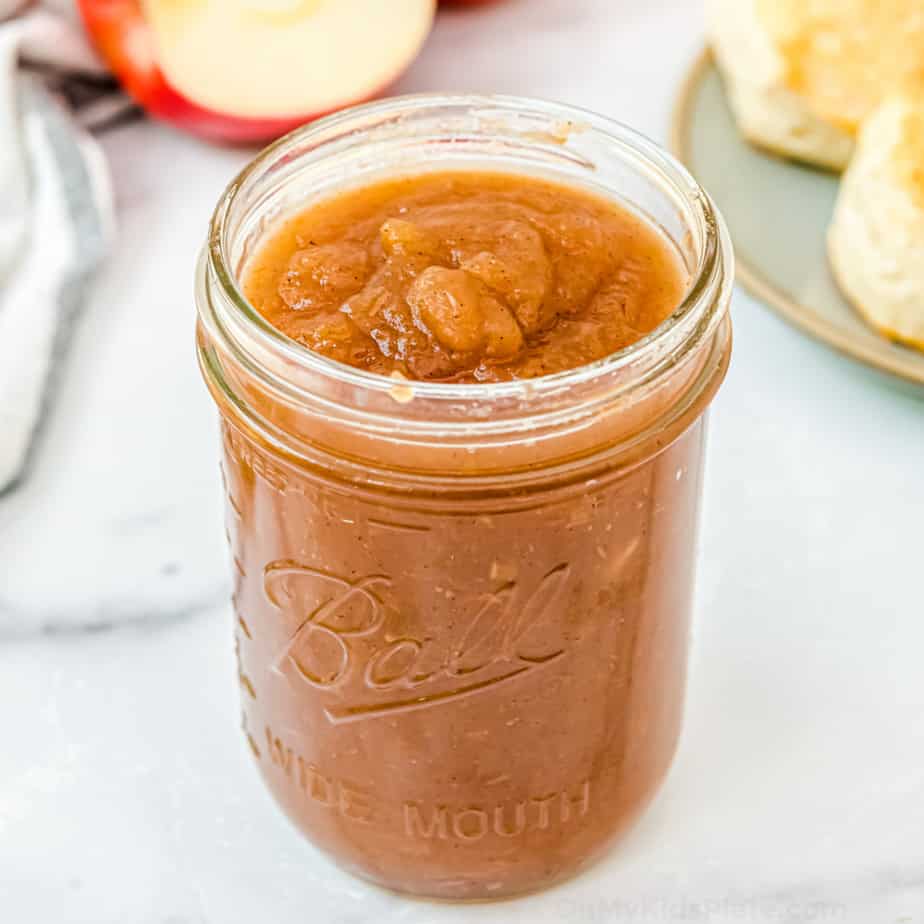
xmin=77 ymin=0 xmax=436 ymax=143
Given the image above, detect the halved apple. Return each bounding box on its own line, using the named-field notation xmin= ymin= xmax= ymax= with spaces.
xmin=77 ymin=0 xmax=436 ymax=143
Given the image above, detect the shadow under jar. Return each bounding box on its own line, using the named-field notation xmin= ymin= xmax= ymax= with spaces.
xmin=195 ymin=95 xmax=733 ymax=901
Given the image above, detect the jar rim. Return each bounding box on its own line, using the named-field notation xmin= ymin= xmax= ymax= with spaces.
xmin=204 ymin=92 xmax=731 ymax=415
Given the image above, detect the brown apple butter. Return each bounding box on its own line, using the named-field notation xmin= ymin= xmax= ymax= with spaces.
xmin=243 ymin=172 xmax=687 ymax=383
xmin=197 ymin=100 xmax=732 ymax=902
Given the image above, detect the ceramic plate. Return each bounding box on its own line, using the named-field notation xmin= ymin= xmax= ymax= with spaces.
xmin=671 ymin=50 xmax=924 ymax=387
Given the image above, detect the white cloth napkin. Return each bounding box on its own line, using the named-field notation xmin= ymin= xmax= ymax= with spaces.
xmin=0 ymin=1 xmax=130 ymax=495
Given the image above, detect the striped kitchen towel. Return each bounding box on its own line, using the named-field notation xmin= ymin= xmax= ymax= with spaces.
xmin=0 ymin=0 xmax=136 ymax=495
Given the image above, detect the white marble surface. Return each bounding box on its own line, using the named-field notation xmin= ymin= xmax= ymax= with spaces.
xmin=1 ymin=0 xmax=923 ymax=920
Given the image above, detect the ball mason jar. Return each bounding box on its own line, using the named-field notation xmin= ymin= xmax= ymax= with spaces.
xmin=195 ymin=94 xmax=733 ymax=901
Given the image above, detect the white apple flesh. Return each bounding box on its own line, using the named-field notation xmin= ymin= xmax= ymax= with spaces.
xmin=144 ymin=0 xmax=434 ymax=119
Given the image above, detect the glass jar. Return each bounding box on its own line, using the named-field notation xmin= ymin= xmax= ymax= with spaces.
xmin=195 ymin=94 xmax=733 ymax=901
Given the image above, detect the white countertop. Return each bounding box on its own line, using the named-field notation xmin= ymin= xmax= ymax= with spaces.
xmin=1 ymin=1 xmax=923 ymax=921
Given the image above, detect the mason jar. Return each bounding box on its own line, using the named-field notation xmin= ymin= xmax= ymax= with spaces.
xmin=195 ymin=94 xmax=733 ymax=901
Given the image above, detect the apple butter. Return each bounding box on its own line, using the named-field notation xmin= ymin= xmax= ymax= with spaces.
xmin=196 ymin=96 xmax=733 ymax=901
xmin=243 ymin=172 xmax=687 ymax=383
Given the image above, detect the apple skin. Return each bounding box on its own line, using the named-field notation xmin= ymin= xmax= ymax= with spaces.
xmin=77 ymin=0 xmax=391 ymax=144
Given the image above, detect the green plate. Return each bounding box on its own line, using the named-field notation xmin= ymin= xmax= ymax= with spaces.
xmin=671 ymin=50 xmax=924 ymax=387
